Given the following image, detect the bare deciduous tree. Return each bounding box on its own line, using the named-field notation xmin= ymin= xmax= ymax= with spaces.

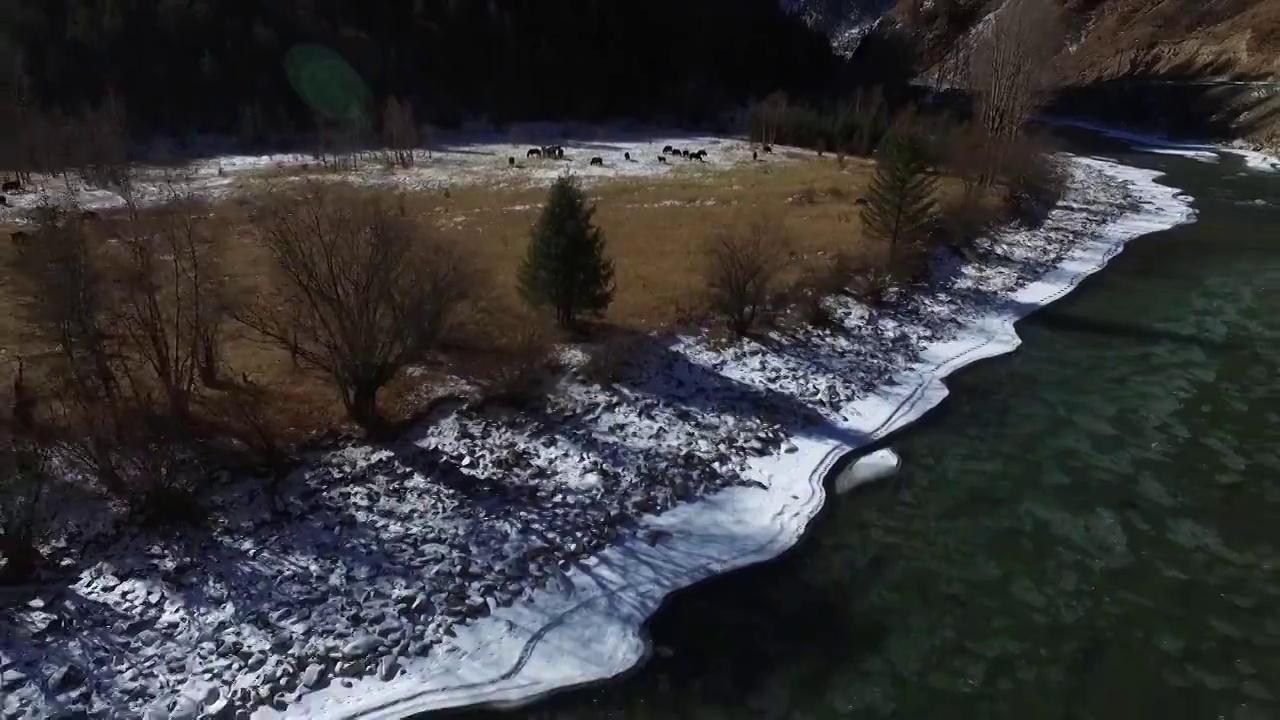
xmin=969 ymin=0 xmax=1063 ymax=143
xmin=704 ymin=219 xmax=789 ymax=338
xmin=381 ymin=96 xmax=419 ymax=168
xmin=0 ymin=361 xmax=48 ymax=584
xmin=238 ymin=183 xmax=471 ymax=434
xmin=80 ymin=92 xmax=135 ymax=207
xmin=111 ymin=184 xmax=226 ymax=419
xmin=11 ymin=205 xmax=120 ymax=403
xmin=7 ymin=204 xmax=132 ymax=492
xmin=761 ymin=91 xmax=789 ymax=146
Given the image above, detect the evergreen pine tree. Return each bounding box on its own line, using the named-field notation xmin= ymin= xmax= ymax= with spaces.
xmin=860 ymin=131 xmax=938 ymax=272
xmin=518 ymin=175 xmax=615 ymax=328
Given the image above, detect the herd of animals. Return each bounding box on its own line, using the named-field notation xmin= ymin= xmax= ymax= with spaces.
xmin=2 ymin=141 xmax=780 ymax=245
xmin=508 ymin=141 xmax=774 ymax=168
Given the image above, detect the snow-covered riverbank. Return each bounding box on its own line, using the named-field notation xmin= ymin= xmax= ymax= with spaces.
xmin=0 ymin=154 xmax=1195 ymax=720
xmin=1048 ymin=118 xmax=1280 ymax=172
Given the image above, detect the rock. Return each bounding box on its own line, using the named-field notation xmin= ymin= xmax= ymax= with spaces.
xmin=377 ymin=656 xmax=400 ymax=682
xmin=300 ymin=663 xmax=327 ymax=689
xmin=336 ymin=661 xmax=362 ymax=678
xmin=47 ymin=664 xmax=82 ymax=692
xmin=1 ymin=668 xmax=28 ymax=690
xmin=782 ymin=442 xmax=798 ymax=454
xmin=270 ymin=632 xmax=293 ymax=652
xmin=135 ymin=630 xmax=161 ymax=648
xmin=202 ymin=688 xmax=234 ymax=720
xmin=342 ymin=635 xmax=382 ymax=659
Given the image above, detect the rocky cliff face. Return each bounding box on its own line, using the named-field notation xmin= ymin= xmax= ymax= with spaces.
xmin=785 ymin=0 xmax=1280 ymax=149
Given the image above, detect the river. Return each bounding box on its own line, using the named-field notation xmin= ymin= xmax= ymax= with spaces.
xmin=442 ymin=137 xmax=1279 ymax=719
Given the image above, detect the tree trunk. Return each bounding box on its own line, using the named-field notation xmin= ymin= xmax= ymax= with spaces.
xmin=348 ymin=381 xmax=385 ymax=436
xmin=198 ymin=333 xmax=219 ymax=387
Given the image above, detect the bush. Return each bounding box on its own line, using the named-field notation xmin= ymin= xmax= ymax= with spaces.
xmin=1000 ymin=134 xmax=1067 ymax=225
xmin=518 ymin=175 xmax=616 ymax=329
xmin=238 ymin=182 xmax=471 ymax=435
xmin=795 ymin=267 xmax=840 ymax=329
xmin=848 ymin=267 xmax=897 ymax=307
xmin=936 ymin=188 xmax=1000 ymax=250
xmin=704 ymin=219 xmax=790 ymax=338
xmin=479 ymin=326 xmax=558 ymax=409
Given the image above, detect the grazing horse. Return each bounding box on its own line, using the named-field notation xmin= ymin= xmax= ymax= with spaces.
xmin=752 ymin=150 xmax=758 ymax=161
xmin=1 ymin=180 xmax=19 ymax=193
xmin=527 ymin=148 xmax=543 ymax=158
xmin=624 ymin=151 xmax=631 ymax=161
xmin=657 ymin=156 xmax=667 ymax=163
xmin=589 ymin=157 xmax=604 ymax=166
xmin=508 ymin=157 xmax=516 ymax=166
xmin=693 ymin=150 xmax=707 ymax=161
xmin=662 ymin=145 xmax=674 ymax=154
xmin=762 ymin=144 xmax=773 ymax=153
xmin=681 ymin=150 xmax=690 ymax=159
xmin=544 ymin=145 xmax=564 ymax=159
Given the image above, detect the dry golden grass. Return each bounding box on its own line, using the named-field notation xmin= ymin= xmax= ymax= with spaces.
xmin=411 ymin=155 xmax=882 ymax=330
xmin=0 ymin=154 xmax=915 ymax=432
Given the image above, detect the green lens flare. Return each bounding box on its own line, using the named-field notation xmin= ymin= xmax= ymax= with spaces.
xmin=284 ymin=44 xmax=372 ymax=123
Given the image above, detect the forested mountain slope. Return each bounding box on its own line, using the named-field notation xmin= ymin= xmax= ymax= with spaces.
xmin=0 ymin=0 xmax=837 ymax=138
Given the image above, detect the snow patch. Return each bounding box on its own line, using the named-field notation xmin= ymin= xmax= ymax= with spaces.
xmin=1048 ymin=118 xmax=1280 ymax=172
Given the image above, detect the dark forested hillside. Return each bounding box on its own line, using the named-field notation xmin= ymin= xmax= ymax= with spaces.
xmin=0 ymin=0 xmax=841 ymax=140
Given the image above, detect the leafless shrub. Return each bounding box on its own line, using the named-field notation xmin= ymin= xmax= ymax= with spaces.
xmin=110 ymin=185 xmax=226 ymax=419
xmin=999 ymin=132 xmax=1068 ymax=223
xmin=237 ymin=182 xmax=471 ymax=434
xmin=0 ymin=364 xmax=49 ymax=584
xmin=704 ymin=218 xmax=790 ymax=338
xmin=9 ymin=204 xmax=120 ymax=407
xmin=936 ymin=187 xmax=998 ymax=249
xmin=789 ymin=261 xmax=844 ymax=329
xmin=760 ymin=91 xmax=788 ymax=146
xmin=200 ymin=384 xmax=295 ymax=515
xmin=381 ymin=96 xmax=419 ymax=169
xmin=477 ymin=325 xmax=558 ymax=409
xmin=79 ymin=93 xmax=135 ymax=204
xmin=848 ymin=267 xmax=897 ymax=307
xmin=943 ymin=122 xmax=994 ymax=194
xmin=317 ymin=115 xmax=372 ymax=172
